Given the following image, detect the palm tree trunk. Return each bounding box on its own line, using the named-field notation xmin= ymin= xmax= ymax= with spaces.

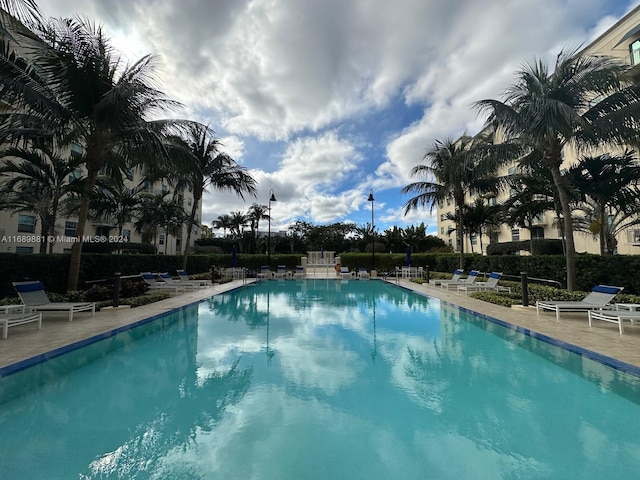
xmin=67 ymin=169 xmax=99 ymax=291
xmin=181 ymin=200 xmax=198 ymax=269
xmin=599 ymin=207 xmax=606 ymax=256
xmin=457 ymin=212 xmax=465 ymax=269
xmin=549 ymin=165 xmax=576 ymax=290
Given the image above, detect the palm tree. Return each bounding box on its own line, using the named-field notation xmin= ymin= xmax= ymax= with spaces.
xmin=229 ymin=210 xmax=248 ymax=240
xmin=567 ymin=151 xmax=640 ymax=255
xmin=475 ymin=49 xmax=640 ymax=289
xmin=88 ymin=179 xmax=145 ymax=252
xmin=213 ymin=214 xmax=233 ymax=238
xmin=0 ymin=145 xmax=83 ymax=253
xmin=168 ymin=123 xmax=257 ymax=268
xmin=462 ymin=198 xmax=503 ymax=255
xmin=402 ymin=135 xmax=511 ymax=268
xmin=0 ymin=17 xmax=183 ymax=290
xmin=574 ymin=198 xmax=640 ymax=254
xmin=246 ymin=203 xmax=269 ymax=253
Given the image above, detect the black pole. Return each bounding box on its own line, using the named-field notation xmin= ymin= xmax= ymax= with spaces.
xmin=521 ymin=271 xmax=529 ymax=307
xmin=112 ymin=272 xmax=121 ymax=308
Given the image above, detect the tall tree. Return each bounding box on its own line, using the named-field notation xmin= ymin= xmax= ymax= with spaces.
xmin=567 ymin=151 xmax=640 ymax=255
xmin=246 ymin=203 xmax=269 ymax=253
xmin=402 ymin=135 xmax=512 ymax=268
xmin=475 ymin=49 xmax=640 ymax=289
xmin=0 ymin=145 xmax=83 ymax=253
xmin=0 ymin=17 xmax=183 ymax=290
xmin=213 ymin=214 xmax=233 ymax=238
xmin=168 ymin=123 xmax=257 ymax=268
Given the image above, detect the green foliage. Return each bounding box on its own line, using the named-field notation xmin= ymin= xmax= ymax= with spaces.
xmin=469 ymin=291 xmax=521 ymax=307
xmin=121 ymin=292 xmax=171 ymax=308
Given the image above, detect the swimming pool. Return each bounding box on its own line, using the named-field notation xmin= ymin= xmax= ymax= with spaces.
xmin=1 ymin=279 xmax=640 ymax=479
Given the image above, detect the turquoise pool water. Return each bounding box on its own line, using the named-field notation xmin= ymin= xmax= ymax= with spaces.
xmin=1 ymin=279 xmax=640 ymax=479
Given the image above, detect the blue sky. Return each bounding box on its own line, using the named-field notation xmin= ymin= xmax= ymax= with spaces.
xmin=38 ymin=0 xmax=640 ymax=235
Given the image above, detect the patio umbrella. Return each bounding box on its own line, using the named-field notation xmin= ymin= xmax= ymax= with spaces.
xmin=405 ymin=245 xmax=411 ymax=266
xmin=231 ymin=245 xmax=237 ymax=267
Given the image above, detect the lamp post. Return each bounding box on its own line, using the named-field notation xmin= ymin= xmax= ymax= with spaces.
xmin=367 ymin=189 xmax=374 ymax=270
xmin=268 ymin=189 xmax=277 ymax=266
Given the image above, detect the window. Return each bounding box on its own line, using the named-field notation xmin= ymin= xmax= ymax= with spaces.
xmin=508 ymin=166 xmax=517 ymax=175
xmin=511 ymin=228 xmax=520 ymax=241
xmin=70 ymin=143 xmax=83 ymax=159
xmin=531 ymin=227 xmax=545 ymax=239
xmin=126 ymin=168 xmax=134 ymax=181
xmin=489 ymin=232 xmax=499 ymax=244
xmin=15 ymin=246 xmax=33 ymax=254
xmin=63 ymin=248 xmax=72 ymax=254
xmin=161 ymin=184 xmax=168 ymax=192
xmin=448 ymin=239 xmax=452 ymax=247
xmin=440 ymin=226 xmax=444 ymax=234
xmin=17 ymin=214 xmax=36 ymax=233
xmin=68 ymin=169 xmax=81 ymax=183
xmin=471 ymin=234 xmax=477 ymax=245
xmin=159 ymin=234 xmax=165 ymax=245
xmin=122 ymin=229 xmax=131 ymax=239
xmin=487 ymin=197 xmax=497 ymax=206
xmin=446 ymin=198 xmax=451 ymax=206
xmin=64 ymin=221 xmax=77 ymax=237
xmin=440 ymin=214 xmax=447 ymax=221
xmin=187 ymin=198 xmax=192 ymax=206
xmin=96 ymin=226 xmax=110 ymax=236
xmin=176 ymin=238 xmax=182 ymax=249
xmin=631 ymin=40 xmax=640 ymax=65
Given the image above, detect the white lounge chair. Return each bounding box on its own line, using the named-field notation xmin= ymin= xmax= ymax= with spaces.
xmin=141 ymin=273 xmax=185 ymax=295
xmin=536 ymin=285 xmax=623 ymax=320
xmin=588 ymin=307 xmax=640 ymax=335
xmin=159 ymin=272 xmax=197 ymax=291
xmin=12 ymin=281 xmax=96 ymax=322
xmin=176 ymin=269 xmax=211 ymax=288
xmin=340 ymin=266 xmax=355 ymax=279
xmin=357 ymin=268 xmax=370 ymax=279
xmin=257 ymin=266 xmax=273 ymax=279
xmin=440 ymin=270 xmax=479 ymax=290
xmin=293 ymin=266 xmax=305 ymax=279
xmin=274 ymin=265 xmax=288 ymax=279
xmin=458 ymin=272 xmax=511 ymax=295
xmin=428 ymin=269 xmax=463 ymax=286
xmin=0 ymin=312 xmax=42 ymax=338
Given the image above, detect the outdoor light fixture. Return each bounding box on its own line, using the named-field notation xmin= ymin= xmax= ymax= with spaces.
xmin=268 ymin=189 xmax=277 ymax=265
xmin=367 ymin=189 xmax=375 ymax=270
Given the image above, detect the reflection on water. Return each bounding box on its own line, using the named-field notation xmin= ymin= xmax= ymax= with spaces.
xmin=1 ymin=280 xmax=640 ymax=479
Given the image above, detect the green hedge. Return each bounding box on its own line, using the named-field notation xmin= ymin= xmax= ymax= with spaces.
xmin=3 ymin=251 xmax=640 ymax=299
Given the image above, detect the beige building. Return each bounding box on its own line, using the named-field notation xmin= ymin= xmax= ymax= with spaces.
xmin=437 ymin=6 xmax=640 ymax=256
xmin=0 ymin=13 xmax=202 ymax=256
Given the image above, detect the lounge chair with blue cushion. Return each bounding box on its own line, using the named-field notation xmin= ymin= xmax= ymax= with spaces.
xmin=141 ymin=273 xmax=185 ymax=295
xmin=428 ymin=269 xmax=463 ymax=286
xmin=536 ymin=285 xmax=623 ymax=320
xmin=13 ymin=281 xmax=96 ymax=322
xmin=293 ymin=266 xmax=305 ymax=279
xmin=274 ymin=265 xmax=288 ymax=279
xmin=340 ymin=266 xmax=355 ymax=279
xmin=357 ymin=268 xmax=370 ymax=279
xmin=176 ymin=269 xmax=212 ymax=288
xmin=0 ymin=312 xmax=42 ymax=338
xmin=458 ymin=272 xmax=511 ymax=295
xmin=440 ymin=270 xmax=479 ymax=290
xmin=159 ymin=272 xmax=197 ymax=291
xmin=257 ymin=266 xmax=273 ymax=279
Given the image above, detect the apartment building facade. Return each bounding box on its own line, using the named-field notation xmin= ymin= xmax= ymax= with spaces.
xmin=436 ymin=5 xmax=640 ymax=255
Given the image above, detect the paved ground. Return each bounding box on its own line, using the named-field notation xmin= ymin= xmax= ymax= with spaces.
xmin=1 ymin=277 xmax=640 ymax=374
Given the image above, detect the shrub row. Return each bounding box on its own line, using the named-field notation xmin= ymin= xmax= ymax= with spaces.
xmin=2 ymin=251 xmax=640 ymax=298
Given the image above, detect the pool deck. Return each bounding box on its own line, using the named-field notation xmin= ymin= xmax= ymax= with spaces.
xmin=2 ymin=277 xmax=640 ymax=374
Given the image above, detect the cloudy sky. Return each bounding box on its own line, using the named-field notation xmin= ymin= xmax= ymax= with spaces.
xmin=38 ymin=0 xmax=640 ymax=235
